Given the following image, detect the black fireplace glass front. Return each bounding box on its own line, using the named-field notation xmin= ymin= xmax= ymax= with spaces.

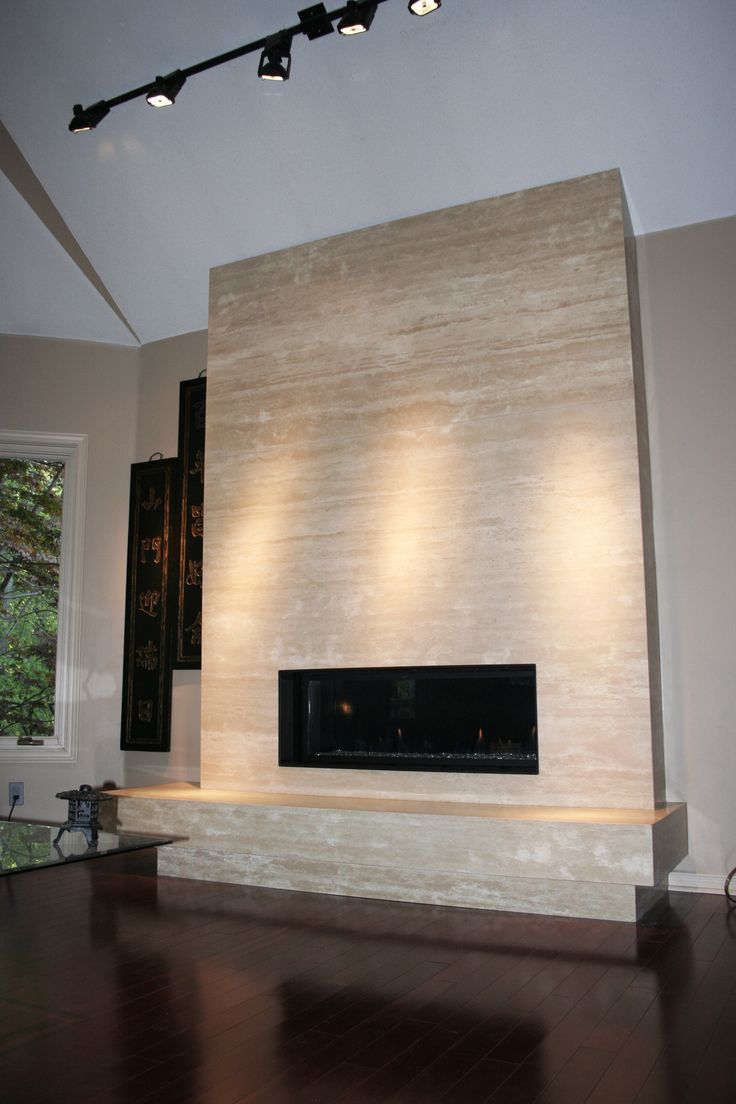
xmin=279 ymin=664 xmax=538 ymax=774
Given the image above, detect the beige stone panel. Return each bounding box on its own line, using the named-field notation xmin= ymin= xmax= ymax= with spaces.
xmin=174 ymin=805 xmax=652 ymax=883
xmin=109 ymin=782 xmax=676 ymax=821
xmin=157 ymin=846 xmax=646 ymax=922
xmin=623 ymin=207 xmax=666 ymax=807
xmin=112 ymin=791 xmax=686 ymax=888
xmin=204 ymin=170 xmax=659 ymax=810
xmin=652 ymin=802 xmax=688 ymax=884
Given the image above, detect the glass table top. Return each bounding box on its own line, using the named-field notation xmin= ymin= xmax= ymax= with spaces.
xmin=0 ymin=821 xmax=171 ymax=875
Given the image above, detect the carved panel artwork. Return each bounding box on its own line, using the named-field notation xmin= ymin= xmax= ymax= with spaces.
xmin=173 ymin=377 xmax=206 ymax=667
xmin=121 ymin=457 xmax=178 ymax=751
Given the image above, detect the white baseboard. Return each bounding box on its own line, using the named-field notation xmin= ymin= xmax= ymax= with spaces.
xmin=668 ymin=871 xmax=727 ymax=895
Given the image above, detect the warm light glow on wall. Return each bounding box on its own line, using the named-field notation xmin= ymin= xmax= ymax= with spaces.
xmin=368 ymin=428 xmax=450 ymax=649
xmin=376 ymin=443 xmax=438 ymax=576
xmin=204 ymin=453 xmax=302 ymax=657
xmin=532 ymin=428 xmax=645 ymax=652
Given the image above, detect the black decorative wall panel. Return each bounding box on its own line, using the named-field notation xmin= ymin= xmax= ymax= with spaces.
xmin=120 ymin=457 xmax=179 ymax=751
xmin=173 ymin=377 xmax=206 ymax=668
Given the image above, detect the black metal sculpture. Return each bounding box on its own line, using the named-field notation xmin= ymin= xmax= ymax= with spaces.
xmin=54 ymin=784 xmax=112 ymax=848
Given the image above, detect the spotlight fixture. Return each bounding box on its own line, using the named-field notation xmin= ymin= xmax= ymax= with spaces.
xmin=146 ymin=70 xmax=186 ymax=107
xmin=337 ymin=1 xmax=378 ymax=35
xmin=68 ymin=0 xmax=448 ymax=133
xmin=258 ymin=34 xmax=293 ymax=81
xmin=68 ymin=100 xmax=110 ymax=132
xmin=408 ymin=0 xmax=441 ymax=14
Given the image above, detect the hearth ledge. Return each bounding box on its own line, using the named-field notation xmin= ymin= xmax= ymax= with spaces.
xmin=107 ymin=785 xmax=687 ymax=922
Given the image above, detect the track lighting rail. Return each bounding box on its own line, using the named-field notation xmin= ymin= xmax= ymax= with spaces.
xmin=69 ymin=0 xmax=441 ymax=132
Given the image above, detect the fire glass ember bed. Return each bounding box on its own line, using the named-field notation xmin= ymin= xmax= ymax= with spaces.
xmin=279 ymin=664 xmax=538 ymax=774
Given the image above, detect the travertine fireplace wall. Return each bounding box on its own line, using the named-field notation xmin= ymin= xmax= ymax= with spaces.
xmin=203 ymin=169 xmax=664 ymax=811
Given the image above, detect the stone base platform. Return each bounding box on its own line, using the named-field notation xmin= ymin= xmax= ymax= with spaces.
xmin=108 ymin=784 xmax=688 ymax=923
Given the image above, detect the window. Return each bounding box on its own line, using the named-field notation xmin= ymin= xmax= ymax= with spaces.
xmin=0 ymin=432 xmax=87 ymax=762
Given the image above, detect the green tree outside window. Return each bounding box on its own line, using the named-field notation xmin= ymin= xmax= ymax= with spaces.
xmin=0 ymin=459 xmax=64 ymax=743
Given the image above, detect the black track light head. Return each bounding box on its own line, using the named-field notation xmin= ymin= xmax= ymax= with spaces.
xmin=146 ymin=70 xmax=186 ymax=107
xmin=337 ymin=1 xmax=378 ymax=36
xmin=258 ymin=34 xmax=293 ymax=81
xmin=68 ymin=101 xmax=110 ymax=132
xmin=408 ymin=0 xmax=441 ymax=13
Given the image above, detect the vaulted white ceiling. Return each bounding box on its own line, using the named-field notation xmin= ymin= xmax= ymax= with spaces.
xmin=1 ymin=0 xmax=734 ymax=347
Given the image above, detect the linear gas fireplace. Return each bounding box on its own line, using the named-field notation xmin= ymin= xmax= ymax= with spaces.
xmin=279 ymin=664 xmax=538 ymax=774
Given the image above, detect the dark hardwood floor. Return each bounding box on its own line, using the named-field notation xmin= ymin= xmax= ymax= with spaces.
xmin=2 ymin=851 xmax=734 ymax=1103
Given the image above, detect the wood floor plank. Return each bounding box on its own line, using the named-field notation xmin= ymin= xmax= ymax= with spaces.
xmin=2 ymin=854 xmax=735 ymax=1104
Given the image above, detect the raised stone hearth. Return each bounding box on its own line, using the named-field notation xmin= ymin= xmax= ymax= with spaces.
xmin=111 ymin=785 xmax=687 ymax=922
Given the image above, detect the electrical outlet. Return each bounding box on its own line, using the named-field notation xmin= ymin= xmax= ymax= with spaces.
xmin=9 ymin=782 xmax=24 ymax=806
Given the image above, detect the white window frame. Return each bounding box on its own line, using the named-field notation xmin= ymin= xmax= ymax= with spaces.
xmin=0 ymin=430 xmax=87 ymax=762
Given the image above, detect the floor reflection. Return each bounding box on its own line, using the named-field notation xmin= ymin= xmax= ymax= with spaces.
xmin=2 ymin=865 xmax=734 ymax=1104
xmin=274 ymin=977 xmax=546 ymax=1101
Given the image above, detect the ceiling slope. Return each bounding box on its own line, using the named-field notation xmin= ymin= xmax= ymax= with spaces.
xmin=0 ymin=173 xmax=139 ymax=346
xmin=1 ymin=0 xmax=735 ymax=345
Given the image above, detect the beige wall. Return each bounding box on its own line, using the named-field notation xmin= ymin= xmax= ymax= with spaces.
xmin=204 ymin=171 xmax=662 ymax=810
xmin=0 ymin=334 xmax=139 ymax=819
xmin=637 ymin=216 xmax=736 ymax=881
xmin=0 ymin=331 xmax=206 ymax=822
